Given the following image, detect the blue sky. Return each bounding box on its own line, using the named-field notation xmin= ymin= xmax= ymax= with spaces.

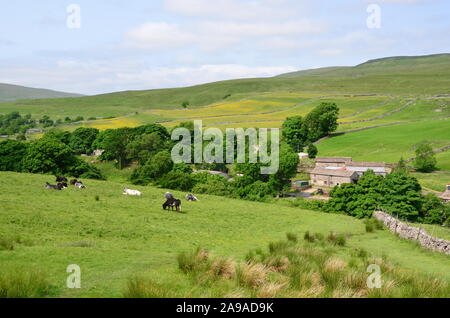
xmin=0 ymin=0 xmax=449 ymax=95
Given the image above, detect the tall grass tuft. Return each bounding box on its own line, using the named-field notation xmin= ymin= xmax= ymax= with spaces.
xmin=177 ymin=247 xmax=210 ymax=274
xmin=286 ymin=232 xmax=298 ymax=243
xmin=327 ymin=232 xmax=346 ymax=246
xmin=0 ymin=237 xmax=15 ymax=251
xmin=124 ymin=276 xmax=174 ymax=298
xmin=236 ymin=263 xmax=268 ymax=289
xmin=0 ymin=269 xmax=54 ymax=298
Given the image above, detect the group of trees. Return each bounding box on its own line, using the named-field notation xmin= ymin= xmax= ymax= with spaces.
xmin=0 ymin=135 xmax=103 ymax=179
xmin=282 ymin=102 xmax=339 ymax=156
xmin=325 ymin=169 xmax=449 ymax=225
xmin=0 ymin=112 xmax=35 ymax=135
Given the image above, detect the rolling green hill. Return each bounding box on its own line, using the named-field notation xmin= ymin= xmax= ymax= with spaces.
xmin=1 ymin=54 xmax=449 ymax=119
xmin=0 ymin=172 xmax=448 ymax=297
xmin=0 ymin=83 xmax=82 ymax=103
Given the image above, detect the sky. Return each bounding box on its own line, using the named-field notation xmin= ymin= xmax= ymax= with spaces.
xmin=0 ymin=0 xmax=449 ymax=95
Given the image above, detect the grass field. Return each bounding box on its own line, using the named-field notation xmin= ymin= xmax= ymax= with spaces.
xmin=317 ymin=119 xmax=450 ymax=164
xmin=0 ymin=172 xmax=449 ymax=298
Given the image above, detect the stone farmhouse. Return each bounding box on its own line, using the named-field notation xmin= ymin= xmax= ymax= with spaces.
xmin=310 ymin=168 xmax=359 ymax=187
xmin=309 ymin=157 xmax=390 ymax=187
xmin=439 ymin=184 xmax=450 ymax=202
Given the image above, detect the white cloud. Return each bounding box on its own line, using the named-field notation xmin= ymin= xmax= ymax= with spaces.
xmin=164 ymin=0 xmax=304 ymax=20
xmin=124 ymin=20 xmax=327 ymax=52
xmin=124 ymin=22 xmax=197 ymax=50
xmin=0 ymin=61 xmax=296 ymax=95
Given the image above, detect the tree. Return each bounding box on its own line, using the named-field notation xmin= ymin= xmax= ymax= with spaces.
xmin=304 ymin=102 xmax=339 ymax=142
xmin=268 ymin=143 xmax=300 ymax=197
xmin=182 ymin=101 xmax=190 ymax=108
xmin=157 ymin=171 xmax=195 ymax=191
xmin=97 ymin=128 xmax=134 ymax=169
xmin=130 ymin=150 xmax=174 ymax=185
xmin=43 ymin=129 xmax=72 ymax=145
xmin=326 ymin=170 xmax=383 ymax=218
xmin=69 ymin=127 xmax=99 ymax=155
xmin=380 ymin=171 xmax=423 ymax=220
xmin=282 ymin=116 xmax=308 ymax=152
xmin=414 ymin=143 xmax=437 ymax=172
xmin=126 ymin=132 xmax=167 ymax=164
xmin=0 ymin=140 xmax=28 ymax=172
xmin=307 ymin=143 xmax=318 ymax=159
xmin=420 ymin=194 xmax=450 ymax=225
xmin=22 ymin=138 xmax=74 ymax=175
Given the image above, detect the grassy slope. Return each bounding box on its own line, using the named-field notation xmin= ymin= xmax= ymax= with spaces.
xmin=1 ymin=54 xmax=449 ymax=119
xmin=0 ymin=83 xmax=82 ymax=103
xmin=317 ymin=119 xmax=450 ymax=164
xmin=0 ymin=172 xmax=448 ymax=297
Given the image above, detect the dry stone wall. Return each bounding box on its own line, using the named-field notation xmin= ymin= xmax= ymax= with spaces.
xmin=373 ymin=211 xmax=450 ymax=255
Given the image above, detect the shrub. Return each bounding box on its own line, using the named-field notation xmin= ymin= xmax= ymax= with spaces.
xmin=157 ymin=171 xmax=195 ymax=191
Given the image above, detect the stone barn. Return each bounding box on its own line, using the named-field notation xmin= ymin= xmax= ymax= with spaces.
xmin=310 ymin=168 xmax=359 ymax=187
xmin=346 ymin=161 xmax=391 ymax=176
xmin=315 ymin=157 xmax=352 ymax=168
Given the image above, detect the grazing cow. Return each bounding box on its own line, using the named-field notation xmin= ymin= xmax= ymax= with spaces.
xmin=163 ymin=196 xmax=182 ymax=212
xmin=59 ymin=182 xmax=68 ymax=189
xmin=165 ymin=192 xmax=174 ymax=200
xmin=45 ymin=182 xmax=63 ymax=190
xmin=55 ymin=176 xmax=68 ymax=183
xmin=185 ymin=193 xmax=199 ymax=202
xmin=123 ymin=188 xmax=142 ymax=196
xmin=75 ymin=181 xmax=86 ymax=189
xmin=70 ymin=179 xmax=78 ymax=185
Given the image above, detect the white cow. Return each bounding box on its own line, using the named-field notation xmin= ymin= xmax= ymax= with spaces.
xmin=123 ymin=188 xmax=142 ymax=196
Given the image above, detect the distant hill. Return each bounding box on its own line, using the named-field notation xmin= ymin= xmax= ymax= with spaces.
xmin=0 ymin=53 xmax=449 ymax=118
xmin=0 ymin=83 xmax=83 ymax=102
xmin=277 ymin=53 xmax=450 ymax=78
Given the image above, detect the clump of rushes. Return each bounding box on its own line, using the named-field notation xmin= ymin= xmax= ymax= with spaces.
xmin=177 ymin=247 xmax=210 ymax=274
xmin=95 ymin=195 xmax=100 ymax=201
xmin=327 ymin=232 xmax=346 ymax=246
xmin=286 ymin=232 xmax=298 ymax=243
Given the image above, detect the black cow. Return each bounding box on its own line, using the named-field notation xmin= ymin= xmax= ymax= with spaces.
xmin=56 ymin=176 xmax=68 ymax=183
xmin=70 ymin=179 xmax=78 ymax=185
xmin=163 ymin=197 xmax=182 ymax=212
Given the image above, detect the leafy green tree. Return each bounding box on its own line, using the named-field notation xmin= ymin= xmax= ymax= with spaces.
xmin=172 ymin=163 xmax=193 ymax=174
xmin=307 ymin=143 xmax=318 ymax=159
xmin=157 ymin=171 xmax=195 ymax=191
xmin=0 ymin=140 xmax=28 ymax=172
xmin=268 ymin=143 xmax=300 ymax=197
xmin=420 ymin=194 xmax=450 ymax=224
xmin=133 ymin=124 xmax=170 ymax=140
xmin=304 ymin=102 xmax=339 ymax=141
xmin=282 ymin=116 xmax=308 ymax=152
xmin=126 ymin=132 xmax=167 ymax=164
xmin=98 ymin=128 xmax=134 ymax=169
xmin=413 ymin=143 xmax=437 ymax=172
xmin=69 ymin=127 xmax=99 ymax=155
xmin=42 ymin=129 xmax=72 ymax=145
xmin=130 ymin=150 xmax=174 ymax=185
xmin=380 ymin=171 xmax=423 ymax=220
xmin=22 ymin=138 xmax=74 ymax=174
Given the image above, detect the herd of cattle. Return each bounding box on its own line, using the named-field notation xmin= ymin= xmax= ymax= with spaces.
xmin=45 ymin=176 xmax=86 ymax=190
xmin=45 ymin=176 xmax=198 ymax=213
